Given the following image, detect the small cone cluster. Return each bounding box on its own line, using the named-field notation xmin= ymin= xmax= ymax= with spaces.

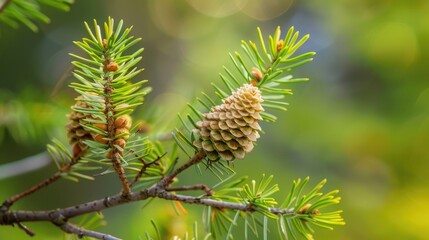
xmin=106 ymin=114 xmax=132 ymax=158
xmin=66 ymin=98 xmax=98 ymax=156
xmin=66 ymin=96 xmax=132 ymax=158
xmin=193 ymin=84 xmax=264 ymax=161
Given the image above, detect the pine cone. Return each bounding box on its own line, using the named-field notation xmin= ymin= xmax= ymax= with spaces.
xmin=193 ymin=84 xmax=264 ymax=161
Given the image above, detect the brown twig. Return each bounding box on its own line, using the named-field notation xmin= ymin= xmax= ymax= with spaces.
xmin=105 ymin=97 xmax=131 ymax=196
xmin=55 ymin=222 xmax=121 ymax=240
xmin=1 ymin=171 xmax=62 ymax=209
xmin=0 ymin=0 xmax=12 ymax=13
xmin=0 ymin=187 xmax=295 ymax=225
xmin=161 ymin=150 xmax=206 ymax=187
xmin=0 ymin=191 xmax=144 ymax=224
xmin=109 ymin=147 xmax=131 ymax=196
xmin=1 ymin=154 xmax=81 ymax=210
xmin=102 ymin=48 xmax=131 ymax=197
xmin=129 ymin=153 xmax=167 ymax=188
xmin=166 ymin=184 xmax=213 ymax=196
xmin=16 ymin=222 xmax=35 ymax=237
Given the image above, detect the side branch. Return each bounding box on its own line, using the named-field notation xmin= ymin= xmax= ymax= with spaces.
xmin=1 ymin=172 xmax=62 ymax=209
xmin=55 ymin=222 xmax=120 ymax=240
xmin=161 ymin=150 xmax=206 ymax=186
xmin=129 ymin=153 xmax=166 ymax=188
xmin=16 ymin=222 xmax=35 ymax=237
xmin=1 ymin=154 xmax=82 ymax=210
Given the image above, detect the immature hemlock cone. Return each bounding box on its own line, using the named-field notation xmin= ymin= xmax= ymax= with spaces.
xmin=193 ymin=84 xmax=264 ymax=161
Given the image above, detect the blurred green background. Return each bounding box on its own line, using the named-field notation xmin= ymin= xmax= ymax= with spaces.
xmin=1 ymin=0 xmax=429 ymax=239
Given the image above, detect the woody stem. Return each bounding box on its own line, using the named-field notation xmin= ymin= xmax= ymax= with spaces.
xmin=102 ymin=49 xmax=131 ymax=196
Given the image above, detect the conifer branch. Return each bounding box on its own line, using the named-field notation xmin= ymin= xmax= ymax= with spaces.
xmin=0 ymin=0 xmax=74 ymax=31
xmin=0 ymin=155 xmax=342 ymax=239
xmin=67 ymin=18 xmax=150 ymax=195
xmin=0 ymin=177 xmax=295 ymax=227
xmin=0 ymin=18 xmax=344 ymax=239
xmin=102 ymin=46 xmax=131 ymax=196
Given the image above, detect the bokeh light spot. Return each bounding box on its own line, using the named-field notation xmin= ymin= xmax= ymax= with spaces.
xmin=186 ymin=0 xmax=248 ymax=18
xmin=365 ymin=22 xmax=418 ymax=67
xmin=148 ymin=0 xmax=218 ymax=39
xmin=240 ymin=0 xmax=294 ymax=20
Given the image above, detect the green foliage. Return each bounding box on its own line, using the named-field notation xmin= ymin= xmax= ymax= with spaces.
xmin=240 ymin=174 xmax=279 ymax=219
xmin=125 ymin=139 xmax=171 ymax=189
xmin=0 ymin=90 xmax=65 ymax=144
xmin=45 ymin=18 xmax=162 ymax=183
xmin=142 ymin=24 xmax=342 ymax=239
xmin=145 ymin=222 xmax=212 ymax=240
xmin=201 ymin=176 xmax=344 ymax=239
xmin=69 ymin=18 xmax=150 ymax=119
xmin=173 ymin=26 xmax=315 ymax=167
xmin=47 ymin=138 xmax=100 ymax=182
xmin=0 ymin=96 xmax=39 ymax=143
xmin=13 ymin=18 xmax=343 ymax=239
xmin=0 ymin=0 xmax=74 ymax=32
xmin=278 ymin=177 xmax=344 ymax=240
xmin=45 ymin=18 xmax=183 ymax=192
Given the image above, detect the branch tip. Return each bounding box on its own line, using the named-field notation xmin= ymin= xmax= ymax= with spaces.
xmin=57 ymin=222 xmax=121 ymax=240
xmin=17 ymin=222 xmax=35 ymax=237
xmin=129 ymin=153 xmax=167 ymax=188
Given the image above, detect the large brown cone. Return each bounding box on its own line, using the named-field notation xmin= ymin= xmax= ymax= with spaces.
xmin=193 ymin=84 xmax=264 ymax=161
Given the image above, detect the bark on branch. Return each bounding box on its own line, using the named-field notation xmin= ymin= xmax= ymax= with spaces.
xmin=55 ymin=222 xmax=120 ymax=240
xmin=0 ymin=150 xmax=297 ymax=239
xmin=0 ymin=186 xmax=294 ymax=225
xmin=166 ymin=184 xmax=213 ymax=196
